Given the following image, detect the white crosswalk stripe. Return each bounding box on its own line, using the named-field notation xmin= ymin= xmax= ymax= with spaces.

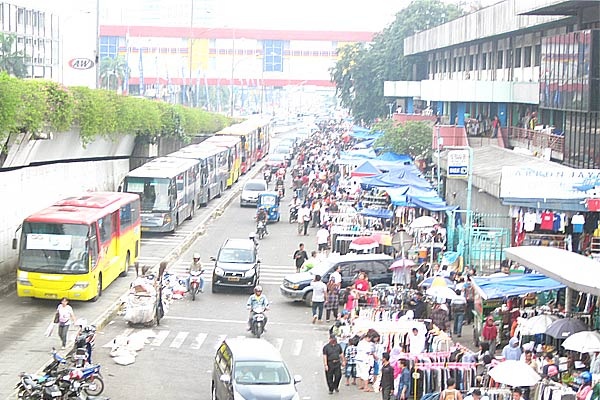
xmin=162 ymin=262 xmax=295 ymax=285
xmin=100 ymin=329 xmax=317 ymax=358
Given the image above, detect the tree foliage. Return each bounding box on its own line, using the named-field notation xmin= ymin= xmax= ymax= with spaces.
xmin=0 ymin=33 xmax=27 ymax=78
xmin=374 ymin=120 xmax=433 ymax=159
xmin=99 ymin=56 xmax=128 ymax=91
xmin=330 ymin=0 xmax=462 ymax=123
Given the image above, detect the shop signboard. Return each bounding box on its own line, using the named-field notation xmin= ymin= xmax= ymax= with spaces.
xmin=500 ymin=166 xmax=600 ymax=200
xmin=447 ymin=150 xmax=469 ymax=178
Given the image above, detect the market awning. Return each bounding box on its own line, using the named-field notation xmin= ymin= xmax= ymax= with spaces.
xmin=472 ymin=273 xmax=565 ymax=300
xmin=504 ymin=246 xmax=600 ymax=296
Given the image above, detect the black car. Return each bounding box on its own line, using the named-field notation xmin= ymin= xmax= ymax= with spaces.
xmin=211 ymin=238 xmax=260 ymax=293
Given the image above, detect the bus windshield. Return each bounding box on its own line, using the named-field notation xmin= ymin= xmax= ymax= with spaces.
xmin=124 ymin=177 xmax=170 ymax=212
xmin=20 ymin=222 xmax=89 ymax=274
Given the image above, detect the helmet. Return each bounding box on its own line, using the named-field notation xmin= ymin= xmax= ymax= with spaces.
xmin=193 ymin=253 xmax=200 ymax=260
xmin=581 ymin=371 xmax=592 ymax=384
xmin=254 ymin=285 xmax=263 ymax=293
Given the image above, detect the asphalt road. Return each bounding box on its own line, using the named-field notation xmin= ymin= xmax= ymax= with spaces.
xmin=0 ymin=131 xmax=296 ymax=399
xmin=91 ymin=185 xmax=383 ymax=400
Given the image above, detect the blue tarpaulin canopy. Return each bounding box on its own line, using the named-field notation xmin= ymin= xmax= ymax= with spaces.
xmin=359 ymin=208 xmax=394 ymax=219
xmin=376 ymin=152 xmax=413 ymax=164
xmin=351 ymin=161 xmax=382 ymax=177
xmin=472 ymin=273 xmax=565 ymax=300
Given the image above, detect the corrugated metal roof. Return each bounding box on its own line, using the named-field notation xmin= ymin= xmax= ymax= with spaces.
xmin=438 ymin=146 xmax=572 ymax=197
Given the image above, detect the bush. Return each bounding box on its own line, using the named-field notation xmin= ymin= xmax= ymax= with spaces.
xmin=0 ymin=73 xmax=232 ymax=147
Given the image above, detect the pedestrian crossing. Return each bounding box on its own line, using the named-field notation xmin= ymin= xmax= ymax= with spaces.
xmin=101 ymin=327 xmax=326 ymax=357
xmin=153 ymin=260 xmax=297 ymax=285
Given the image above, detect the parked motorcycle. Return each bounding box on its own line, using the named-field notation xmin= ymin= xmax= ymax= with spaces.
xmin=188 ymin=270 xmax=203 ymax=301
xmin=73 ymin=325 xmax=96 ymax=368
xmin=256 ymin=221 xmax=266 ymax=240
xmin=61 ymin=364 xmax=105 ymax=397
xmin=289 ymin=205 xmax=298 ymax=224
xmin=250 ymin=305 xmax=267 ymax=339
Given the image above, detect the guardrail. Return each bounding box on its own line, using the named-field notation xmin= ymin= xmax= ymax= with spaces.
xmin=507 ymin=126 xmax=565 ymax=155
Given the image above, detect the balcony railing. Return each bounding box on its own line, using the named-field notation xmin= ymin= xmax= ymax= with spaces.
xmin=506 ymin=126 xmax=565 ymax=155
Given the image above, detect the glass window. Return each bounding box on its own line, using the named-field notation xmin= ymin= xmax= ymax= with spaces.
xmin=515 ymin=48 xmax=522 ymax=67
xmin=263 ymin=40 xmax=283 ymax=72
xmin=99 ymin=36 xmax=119 ymax=60
xmin=98 ymin=214 xmax=113 ymax=243
xmin=534 ymin=45 xmax=541 ymax=66
xmin=524 ymin=46 xmax=532 ymax=67
xmin=481 ymin=53 xmax=487 ymax=70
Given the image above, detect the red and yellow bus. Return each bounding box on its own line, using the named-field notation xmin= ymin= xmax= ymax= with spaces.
xmin=201 ymin=135 xmax=242 ymax=188
xmin=15 ymin=192 xmax=141 ymax=301
xmin=215 ymin=116 xmax=272 ymax=174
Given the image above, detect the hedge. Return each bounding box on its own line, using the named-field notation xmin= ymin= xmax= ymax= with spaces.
xmin=0 ymin=73 xmax=232 ymax=147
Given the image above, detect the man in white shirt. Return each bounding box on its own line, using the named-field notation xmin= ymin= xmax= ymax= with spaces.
xmin=329 ymin=265 xmax=342 ymax=288
xmin=316 ymin=225 xmax=330 ymax=253
xmin=310 ymin=274 xmax=328 ymax=324
xmin=408 ymin=327 xmax=425 ymax=354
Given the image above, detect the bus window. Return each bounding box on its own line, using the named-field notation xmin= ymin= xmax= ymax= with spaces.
xmin=120 ymin=204 xmax=133 ymax=230
xmin=89 ymin=222 xmax=99 ymax=267
xmin=98 ymin=214 xmax=113 ymax=244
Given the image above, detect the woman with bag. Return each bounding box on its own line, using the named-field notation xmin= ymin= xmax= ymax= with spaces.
xmin=56 ymin=297 xmax=75 ymax=349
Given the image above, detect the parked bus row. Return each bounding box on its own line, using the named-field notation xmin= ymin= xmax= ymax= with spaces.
xmin=13 ymin=116 xmax=271 ymax=301
xmin=120 ymin=116 xmax=272 ymax=233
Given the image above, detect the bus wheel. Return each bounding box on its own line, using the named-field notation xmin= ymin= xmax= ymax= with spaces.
xmin=120 ymin=254 xmax=130 ymax=278
xmin=91 ymin=275 xmax=102 ymax=302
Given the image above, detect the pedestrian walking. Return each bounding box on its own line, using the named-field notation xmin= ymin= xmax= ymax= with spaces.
xmin=323 ymin=334 xmax=345 ymax=394
xmin=310 ymin=274 xmax=327 ymax=323
xmin=316 ymin=224 xmax=330 ymax=254
xmin=344 ymin=336 xmax=358 ymax=386
xmin=56 ymin=297 xmax=75 ymax=349
xmin=481 ymin=315 xmax=498 ymax=355
xmin=298 ymin=203 xmax=311 ymax=235
xmin=397 ymin=358 xmax=411 ymax=400
xmin=293 ymin=243 xmax=309 ymax=273
xmin=380 ymin=352 xmax=394 ymax=400
xmin=325 ymin=279 xmax=340 ymax=322
xmin=450 ymin=289 xmax=467 ymax=337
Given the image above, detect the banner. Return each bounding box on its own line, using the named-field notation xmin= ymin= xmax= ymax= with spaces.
xmin=500 ymin=166 xmax=600 ymax=200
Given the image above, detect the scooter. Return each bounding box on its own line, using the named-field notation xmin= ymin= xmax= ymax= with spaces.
xmin=263 ymin=169 xmax=272 ymax=185
xmin=256 ymin=221 xmax=266 ymax=240
xmin=189 ymin=270 xmax=203 ymax=301
xmin=250 ymin=305 xmax=267 ymax=339
xmin=73 ymin=326 xmax=96 ymax=368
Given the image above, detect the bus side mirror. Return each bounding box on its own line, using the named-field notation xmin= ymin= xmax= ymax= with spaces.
xmin=12 ymin=238 xmax=17 ymax=250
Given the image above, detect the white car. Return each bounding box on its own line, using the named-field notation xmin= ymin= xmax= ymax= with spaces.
xmin=240 ymin=179 xmax=268 ymax=207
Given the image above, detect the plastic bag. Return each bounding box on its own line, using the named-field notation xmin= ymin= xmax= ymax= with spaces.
xmin=44 ymin=322 xmax=56 ymax=337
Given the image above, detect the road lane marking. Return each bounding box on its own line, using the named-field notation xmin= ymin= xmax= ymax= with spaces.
xmin=190 ymin=333 xmax=208 ymax=350
xmin=274 ymin=338 xmax=284 ymax=351
xmin=169 ymin=331 xmax=189 ymax=348
xmin=151 ymin=330 xmax=170 ymax=346
xmin=291 ymin=339 xmax=303 ymax=356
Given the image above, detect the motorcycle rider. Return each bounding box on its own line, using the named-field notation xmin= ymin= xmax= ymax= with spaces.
xmin=246 ymin=285 xmax=269 ymax=331
xmin=256 ymin=206 xmax=269 ymax=235
xmin=186 ymin=253 xmax=204 ymax=293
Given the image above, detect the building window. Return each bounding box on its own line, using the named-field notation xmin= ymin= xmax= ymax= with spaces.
xmin=514 ymin=47 xmax=522 ymax=67
xmin=481 ymin=53 xmax=487 ymax=70
xmin=497 ymin=50 xmax=503 ymax=68
xmin=534 ymin=44 xmax=541 ymax=66
xmin=263 ymin=40 xmax=283 ymax=72
xmin=469 ymin=54 xmax=476 ymax=71
xmin=524 ymin=46 xmax=532 ymax=67
xmin=99 ymin=36 xmax=119 ymax=60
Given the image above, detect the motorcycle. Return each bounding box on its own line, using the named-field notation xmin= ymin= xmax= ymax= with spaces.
xmin=73 ymin=326 xmax=96 ymax=368
xmin=289 ymin=205 xmax=298 ymax=224
xmin=188 ymin=270 xmax=203 ymax=301
xmin=250 ymin=305 xmax=267 ymax=339
xmin=60 ymin=364 xmax=105 ymax=397
xmin=16 ymin=349 xmax=68 ymax=399
xmin=256 ymin=221 xmax=266 ymax=240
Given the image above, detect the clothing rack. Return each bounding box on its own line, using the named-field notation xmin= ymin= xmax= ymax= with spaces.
xmin=533 ymin=380 xmax=576 ymax=400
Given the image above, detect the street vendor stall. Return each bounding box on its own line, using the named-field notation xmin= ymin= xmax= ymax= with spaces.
xmin=471 ymin=273 xmax=565 ymax=347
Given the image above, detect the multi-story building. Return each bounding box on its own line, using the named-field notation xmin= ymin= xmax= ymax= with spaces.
xmin=0 ymin=1 xmax=59 ymax=80
xmin=385 ymin=0 xmax=600 ymax=169
xmin=98 ymin=0 xmax=379 ymax=114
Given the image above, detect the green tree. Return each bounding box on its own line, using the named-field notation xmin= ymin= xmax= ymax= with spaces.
xmin=0 ymin=33 xmax=27 ymax=78
xmin=374 ymin=120 xmax=433 ymax=159
xmin=98 ymin=56 xmax=128 ymax=91
xmin=330 ymin=0 xmax=462 ymax=122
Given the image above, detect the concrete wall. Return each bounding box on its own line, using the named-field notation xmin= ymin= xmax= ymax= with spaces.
xmin=0 ymin=128 xmax=138 ymax=282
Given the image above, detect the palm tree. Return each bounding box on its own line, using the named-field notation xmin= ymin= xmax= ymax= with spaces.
xmin=98 ymin=55 xmax=128 ymax=91
xmin=0 ymin=33 xmax=27 ymax=78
